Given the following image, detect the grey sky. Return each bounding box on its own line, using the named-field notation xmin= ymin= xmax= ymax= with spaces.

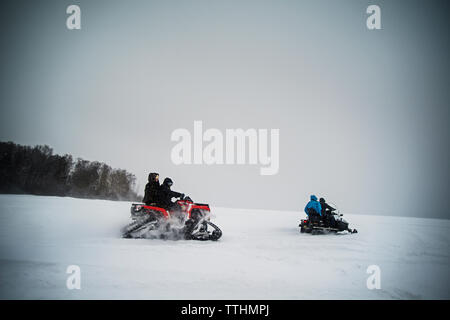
xmin=1 ymin=0 xmax=449 ymax=218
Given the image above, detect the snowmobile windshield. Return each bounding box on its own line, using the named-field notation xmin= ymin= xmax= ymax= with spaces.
xmin=327 ymin=202 xmax=340 ymax=215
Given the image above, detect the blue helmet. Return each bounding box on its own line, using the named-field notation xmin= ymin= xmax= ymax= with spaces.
xmin=310 ymin=195 xmax=317 ymax=201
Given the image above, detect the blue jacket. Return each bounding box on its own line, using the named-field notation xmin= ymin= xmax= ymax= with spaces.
xmin=304 ymin=195 xmax=322 ymax=216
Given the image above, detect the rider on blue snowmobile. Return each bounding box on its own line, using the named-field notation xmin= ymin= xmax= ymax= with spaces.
xmin=304 ymin=195 xmax=322 ymax=224
xmin=319 ymin=197 xmax=336 ymax=227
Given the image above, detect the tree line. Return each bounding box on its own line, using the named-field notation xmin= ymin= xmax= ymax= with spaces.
xmin=0 ymin=141 xmax=141 ymax=201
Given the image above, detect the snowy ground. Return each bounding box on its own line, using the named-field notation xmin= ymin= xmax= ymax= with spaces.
xmin=0 ymin=194 xmax=448 ymax=299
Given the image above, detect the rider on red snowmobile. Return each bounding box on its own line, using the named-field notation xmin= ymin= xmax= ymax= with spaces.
xmin=142 ymin=172 xmax=160 ymax=205
xmin=159 ymin=177 xmax=185 ymax=210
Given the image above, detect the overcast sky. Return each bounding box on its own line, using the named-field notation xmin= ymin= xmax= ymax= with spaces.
xmin=1 ymin=0 xmax=449 ymax=218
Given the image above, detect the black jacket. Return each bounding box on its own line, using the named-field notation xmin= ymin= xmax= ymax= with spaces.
xmin=320 ymin=201 xmax=335 ymax=216
xmin=143 ymin=181 xmax=160 ymax=205
xmin=159 ymin=179 xmax=183 ymax=208
xmin=142 ymin=173 xmax=160 ymax=205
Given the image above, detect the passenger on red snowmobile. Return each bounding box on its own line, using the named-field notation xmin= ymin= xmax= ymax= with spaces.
xmin=159 ymin=177 xmax=185 ymax=210
xmin=142 ymin=172 xmax=160 ymax=205
xmin=304 ymin=195 xmax=322 ymax=224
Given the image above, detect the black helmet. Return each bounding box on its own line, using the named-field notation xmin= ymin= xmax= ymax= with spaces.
xmin=148 ymin=172 xmax=159 ymax=182
xmin=163 ymin=177 xmax=173 ymax=187
xmin=319 ymin=197 xmax=325 ymax=203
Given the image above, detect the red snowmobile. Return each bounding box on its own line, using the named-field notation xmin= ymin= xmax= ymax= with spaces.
xmin=121 ymin=197 xmax=222 ymax=241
